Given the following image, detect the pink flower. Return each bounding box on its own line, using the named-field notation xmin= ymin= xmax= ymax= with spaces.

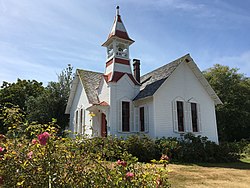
xmin=0 ymin=134 xmax=6 ymax=141
xmin=27 ymin=151 xmax=33 ymax=159
xmin=160 ymin=154 xmax=169 ymax=161
xmin=126 ymin=172 xmax=134 ymax=178
xmin=32 ymin=139 xmax=38 ymax=145
xmin=37 ymin=132 xmax=50 ymax=145
xmin=117 ymin=160 xmax=127 ymax=167
xmin=0 ymin=147 xmax=4 ymax=152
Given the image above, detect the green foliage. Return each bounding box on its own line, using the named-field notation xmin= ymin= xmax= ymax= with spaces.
xmin=0 ymin=80 xmax=44 ymax=134
xmin=0 ymin=79 xmax=44 ymax=111
xmin=0 ymin=133 xmax=170 ymax=187
xmin=124 ymin=134 xmax=157 ymax=162
xmin=0 ymin=65 xmax=73 ymax=134
xmin=203 ymin=64 xmax=250 ymax=142
xmin=155 ymin=133 xmax=241 ymax=163
xmin=26 ymin=64 xmax=73 ymax=132
xmin=0 ymin=103 xmax=27 ymax=138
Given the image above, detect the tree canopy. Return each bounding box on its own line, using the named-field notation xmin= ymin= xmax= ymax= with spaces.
xmin=0 ymin=65 xmax=73 ymax=134
xmin=203 ymin=64 xmax=250 ymax=142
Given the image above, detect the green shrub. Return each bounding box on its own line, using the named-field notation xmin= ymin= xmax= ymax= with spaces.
xmin=124 ymin=134 xmax=157 ymax=162
xmin=0 ymin=133 xmax=170 ymax=187
xmin=155 ymin=133 xmax=241 ymax=163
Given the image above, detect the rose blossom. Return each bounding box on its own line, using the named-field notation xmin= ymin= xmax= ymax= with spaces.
xmin=160 ymin=154 xmax=169 ymax=161
xmin=32 ymin=139 xmax=38 ymax=145
xmin=0 ymin=147 xmax=4 ymax=152
xmin=117 ymin=160 xmax=127 ymax=167
xmin=27 ymin=151 xmax=33 ymax=159
xmin=37 ymin=132 xmax=50 ymax=145
xmin=126 ymin=172 xmax=134 ymax=179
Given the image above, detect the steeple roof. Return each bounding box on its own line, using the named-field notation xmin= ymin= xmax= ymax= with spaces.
xmin=102 ymin=6 xmax=134 ymax=46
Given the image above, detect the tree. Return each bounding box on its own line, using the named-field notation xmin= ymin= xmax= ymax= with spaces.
xmin=203 ymin=64 xmax=250 ymax=142
xmin=0 ymin=79 xmax=44 ymax=111
xmin=0 ymin=80 xmax=44 ymax=134
xmin=26 ymin=64 xmax=74 ymax=132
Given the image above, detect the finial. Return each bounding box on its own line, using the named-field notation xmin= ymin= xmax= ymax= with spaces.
xmin=116 ymin=6 xmax=119 ymax=15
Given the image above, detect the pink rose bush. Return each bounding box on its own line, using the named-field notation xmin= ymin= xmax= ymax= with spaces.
xmin=126 ymin=172 xmax=134 ymax=178
xmin=117 ymin=159 xmax=127 ymax=167
xmin=0 ymin=134 xmax=170 ymax=187
xmin=0 ymin=147 xmax=4 ymax=152
xmin=32 ymin=139 xmax=38 ymax=145
xmin=37 ymin=132 xmax=50 ymax=145
xmin=27 ymin=151 xmax=33 ymax=159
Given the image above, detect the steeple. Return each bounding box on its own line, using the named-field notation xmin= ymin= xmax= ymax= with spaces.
xmin=102 ymin=6 xmax=134 ymax=47
xmin=102 ymin=6 xmax=139 ymax=86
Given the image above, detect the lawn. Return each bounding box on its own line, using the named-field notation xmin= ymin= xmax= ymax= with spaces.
xmin=168 ymin=161 xmax=250 ymax=188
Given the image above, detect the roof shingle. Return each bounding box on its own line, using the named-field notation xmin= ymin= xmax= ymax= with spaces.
xmin=133 ymin=54 xmax=190 ymax=101
xmin=77 ymin=69 xmax=103 ymax=104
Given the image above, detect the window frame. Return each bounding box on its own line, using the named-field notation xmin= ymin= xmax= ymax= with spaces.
xmin=121 ymin=101 xmax=130 ymax=132
xmin=75 ymin=110 xmax=78 ymax=133
xmin=191 ymin=102 xmax=198 ymax=132
xmin=176 ymin=101 xmax=185 ymax=132
xmin=172 ymin=97 xmax=201 ymax=133
xmin=139 ymin=106 xmax=145 ymax=132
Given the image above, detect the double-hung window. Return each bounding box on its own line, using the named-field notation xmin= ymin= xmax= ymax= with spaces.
xmin=139 ymin=107 xmax=145 ymax=132
xmin=75 ymin=110 xmax=78 ymax=133
xmin=177 ymin=101 xmax=184 ymax=132
xmin=122 ymin=101 xmax=130 ymax=132
xmin=191 ymin=103 xmax=198 ymax=132
xmin=173 ymin=98 xmax=201 ymax=133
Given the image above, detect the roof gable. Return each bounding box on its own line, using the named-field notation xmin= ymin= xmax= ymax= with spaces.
xmin=65 ymin=69 xmax=103 ymax=114
xmin=77 ymin=69 xmax=103 ymax=104
xmin=134 ymin=54 xmax=222 ymax=105
xmin=134 ymin=54 xmax=188 ymax=100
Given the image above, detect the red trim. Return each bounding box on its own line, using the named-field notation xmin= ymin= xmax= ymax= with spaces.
xmin=106 ymin=59 xmax=113 ymax=67
xmin=115 ymin=58 xmax=130 ymax=65
xmin=108 ymin=31 xmax=134 ymax=42
xmin=106 ymin=58 xmax=130 ymax=67
xmin=111 ymin=72 xmax=124 ymax=82
xmin=109 ymin=71 xmax=140 ymax=85
xmin=103 ymin=72 xmax=112 ymax=82
xmin=99 ymin=101 xmax=109 ymax=106
xmin=127 ymin=74 xmax=141 ymax=85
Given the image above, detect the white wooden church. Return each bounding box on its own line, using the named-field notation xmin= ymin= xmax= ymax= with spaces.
xmin=65 ymin=7 xmax=222 ymax=143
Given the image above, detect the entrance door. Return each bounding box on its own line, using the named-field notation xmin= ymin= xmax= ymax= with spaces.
xmin=101 ymin=113 xmax=107 ymax=137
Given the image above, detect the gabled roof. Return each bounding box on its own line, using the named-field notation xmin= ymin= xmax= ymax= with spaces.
xmin=133 ymin=54 xmax=187 ymax=101
xmin=65 ymin=69 xmax=102 ymax=114
xmin=134 ymin=54 xmax=222 ymax=105
xmin=77 ymin=69 xmax=103 ymax=104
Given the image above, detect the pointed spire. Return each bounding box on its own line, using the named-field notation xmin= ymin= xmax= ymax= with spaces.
xmin=102 ymin=6 xmax=134 ymax=46
xmin=116 ymin=6 xmax=119 ymax=16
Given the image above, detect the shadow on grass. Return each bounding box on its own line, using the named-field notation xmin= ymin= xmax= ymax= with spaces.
xmin=172 ymin=159 xmax=250 ymax=170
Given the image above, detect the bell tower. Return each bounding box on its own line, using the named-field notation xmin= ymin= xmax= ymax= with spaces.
xmin=102 ymin=6 xmax=139 ymax=85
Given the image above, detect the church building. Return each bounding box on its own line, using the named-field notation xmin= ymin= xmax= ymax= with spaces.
xmin=65 ymin=6 xmax=222 ymax=143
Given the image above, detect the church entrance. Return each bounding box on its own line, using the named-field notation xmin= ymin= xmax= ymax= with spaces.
xmin=101 ymin=113 xmax=107 ymax=137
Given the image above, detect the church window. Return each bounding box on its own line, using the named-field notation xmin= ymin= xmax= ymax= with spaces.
xmin=177 ymin=101 xmax=184 ymax=132
xmin=122 ymin=101 xmax=130 ymax=132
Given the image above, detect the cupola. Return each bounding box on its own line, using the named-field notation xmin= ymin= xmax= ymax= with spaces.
xmin=102 ymin=6 xmax=139 ymax=85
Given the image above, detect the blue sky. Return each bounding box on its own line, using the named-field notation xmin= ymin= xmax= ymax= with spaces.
xmin=0 ymin=0 xmax=250 ymax=85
